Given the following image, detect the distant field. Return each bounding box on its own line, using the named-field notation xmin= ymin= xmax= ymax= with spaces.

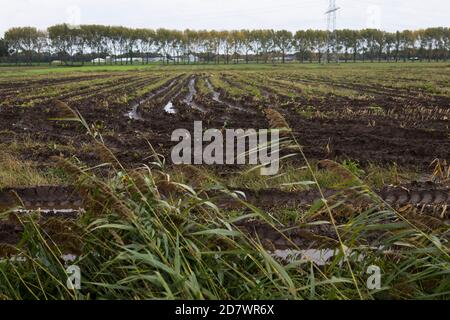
xmin=1 ymin=61 xmax=450 ymax=78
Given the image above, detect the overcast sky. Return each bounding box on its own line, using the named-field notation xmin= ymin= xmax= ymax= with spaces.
xmin=1 ymin=0 xmax=448 ymax=37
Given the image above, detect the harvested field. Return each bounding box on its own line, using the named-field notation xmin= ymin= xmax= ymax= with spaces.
xmin=1 ymin=64 xmax=449 ymax=170
xmin=0 ymin=63 xmax=449 ymax=300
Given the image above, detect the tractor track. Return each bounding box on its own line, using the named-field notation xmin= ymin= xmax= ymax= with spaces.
xmin=1 ymin=184 xmax=448 ymax=251
xmin=1 ymin=183 xmax=448 ymax=217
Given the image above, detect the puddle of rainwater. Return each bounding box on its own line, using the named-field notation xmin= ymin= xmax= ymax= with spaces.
xmin=272 ymin=248 xmax=365 ymax=266
xmin=126 ymin=104 xmax=143 ymax=120
xmin=164 ymin=101 xmax=176 ymax=114
xmin=205 ymin=79 xmax=221 ymax=102
xmin=125 ymin=78 xmax=179 ymax=120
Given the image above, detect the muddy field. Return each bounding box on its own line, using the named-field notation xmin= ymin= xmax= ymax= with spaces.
xmin=0 ymin=65 xmax=449 ymax=171
xmin=1 ymin=65 xmax=449 ymax=300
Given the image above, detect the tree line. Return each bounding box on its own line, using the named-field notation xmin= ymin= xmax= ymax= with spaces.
xmin=1 ymin=25 xmax=449 ymax=65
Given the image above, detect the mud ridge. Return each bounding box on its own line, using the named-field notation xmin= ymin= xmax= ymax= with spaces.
xmin=1 ymin=184 xmax=448 ymax=216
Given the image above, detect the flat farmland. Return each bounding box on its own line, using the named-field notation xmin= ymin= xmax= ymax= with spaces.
xmin=1 ymin=63 xmax=449 ymax=300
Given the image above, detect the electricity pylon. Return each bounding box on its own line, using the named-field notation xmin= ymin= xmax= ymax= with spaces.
xmin=325 ymin=0 xmax=340 ymax=63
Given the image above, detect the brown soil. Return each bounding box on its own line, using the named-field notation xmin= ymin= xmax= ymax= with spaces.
xmin=1 ymin=73 xmax=449 ymax=170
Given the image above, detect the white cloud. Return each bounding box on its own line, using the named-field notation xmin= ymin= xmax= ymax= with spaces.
xmin=1 ymin=0 xmax=449 ymax=36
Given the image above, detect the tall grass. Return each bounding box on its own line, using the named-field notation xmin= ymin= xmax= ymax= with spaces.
xmin=0 ymin=105 xmax=448 ymax=300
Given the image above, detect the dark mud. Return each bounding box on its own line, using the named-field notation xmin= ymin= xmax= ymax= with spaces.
xmin=1 ymin=183 xmax=448 ymax=216
xmin=2 ymin=71 xmax=449 ymax=255
xmin=0 ymin=72 xmax=449 ymax=171
xmin=0 ymin=221 xmax=22 ymax=245
xmin=0 ymin=186 xmax=84 ymax=210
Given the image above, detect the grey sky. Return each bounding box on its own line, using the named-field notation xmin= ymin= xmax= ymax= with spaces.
xmin=1 ymin=0 xmax=448 ymax=37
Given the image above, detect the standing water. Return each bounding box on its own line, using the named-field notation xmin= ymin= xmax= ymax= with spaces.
xmin=205 ymin=78 xmax=221 ymax=102
xmin=127 ymin=104 xmax=143 ymax=120
xmin=125 ymin=78 xmax=179 ymax=120
xmin=164 ymin=101 xmax=176 ymax=114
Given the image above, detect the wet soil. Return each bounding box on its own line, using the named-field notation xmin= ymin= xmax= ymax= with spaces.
xmin=0 ymin=72 xmax=449 ymax=171
xmin=1 ymin=71 xmax=449 ymax=256
xmin=0 ymin=181 xmax=448 ymax=251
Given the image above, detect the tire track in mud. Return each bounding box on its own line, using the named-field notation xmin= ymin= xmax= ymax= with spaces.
xmin=236 ymin=74 xmax=283 ymax=100
xmin=183 ymin=77 xmax=207 ymax=113
xmin=205 ymin=78 xmax=221 ymax=102
xmin=204 ymin=77 xmax=257 ymax=115
xmin=158 ymin=75 xmax=208 ymax=115
xmin=234 ymin=217 xmax=447 ymax=254
xmin=263 ymin=75 xmax=407 ymax=105
xmin=314 ymin=76 xmax=447 ymax=99
xmin=264 ymin=81 xmax=450 ymax=168
xmin=221 ymin=73 xmax=271 ymax=99
xmin=252 ymin=76 xmax=315 ymax=101
xmin=1 ymin=183 xmax=448 ymax=215
xmin=158 ymin=76 xmax=197 ymax=114
xmin=0 ymin=186 xmax=83 ymax=211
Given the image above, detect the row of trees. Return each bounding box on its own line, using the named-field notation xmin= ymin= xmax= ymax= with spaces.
xmin=1 ymin=25 xmax=449 ymax=65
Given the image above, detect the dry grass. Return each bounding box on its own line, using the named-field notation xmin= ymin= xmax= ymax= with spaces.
xmin=0 ymin=153 xmax=61 ymax=188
